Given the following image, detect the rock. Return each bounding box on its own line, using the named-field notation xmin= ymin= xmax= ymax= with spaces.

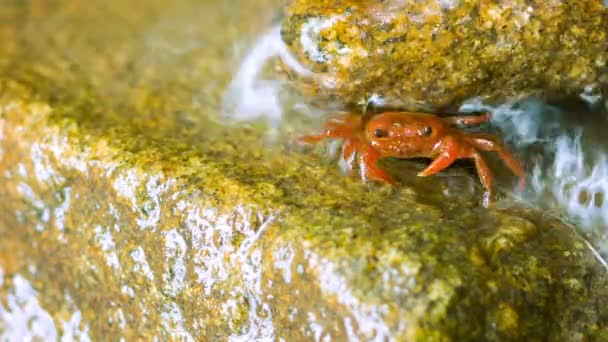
xmin=0 ymin=1 xmax=608 ymax=340
xmin=280 ymin=0 xmax=608 ymax=112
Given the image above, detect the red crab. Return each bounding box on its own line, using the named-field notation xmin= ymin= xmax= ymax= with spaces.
xmin=299 ymin=111 xmax=525 ymax=203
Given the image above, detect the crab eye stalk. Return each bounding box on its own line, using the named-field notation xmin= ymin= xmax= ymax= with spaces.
xmin=419 ymin=126 xmax=432 ymax=136
xmin=373 ymin=128 xmax=388 ymax=138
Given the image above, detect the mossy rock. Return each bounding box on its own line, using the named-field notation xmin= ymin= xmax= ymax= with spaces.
xmin=0 ymin=0 xmax=607 ymax=340
xmin=281 ymin=0 xmax=608 ymax=111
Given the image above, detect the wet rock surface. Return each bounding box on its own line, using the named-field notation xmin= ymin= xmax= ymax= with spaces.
xmin=281 ymin=0 xmax=608 ymax=111
xmin=0 ymin=0 xmax=607 ymax=340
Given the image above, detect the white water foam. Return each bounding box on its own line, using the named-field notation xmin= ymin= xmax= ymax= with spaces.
xmin=222 ymin=25 xmax=314 ymax=128
xmin=460 ymin=96 xmax=608 ymax=253
xmin=0 ymin=271 xmax=90 ymax=341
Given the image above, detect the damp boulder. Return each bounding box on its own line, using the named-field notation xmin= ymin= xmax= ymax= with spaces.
xmin=280 ymin=0 xmax=608 ymax=111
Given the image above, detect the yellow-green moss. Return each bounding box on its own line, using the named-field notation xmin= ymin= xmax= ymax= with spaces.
xmin=0 ymin=0 xmax=607 ymax=340
xmin=281 ymin=0 xmax=608 ymax=111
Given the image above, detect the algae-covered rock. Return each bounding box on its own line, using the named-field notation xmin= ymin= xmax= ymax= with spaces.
xmin=0 ymin=0 xmax=608 ymax=340
xmin=280 ymin=0 xmax=608 ymax=111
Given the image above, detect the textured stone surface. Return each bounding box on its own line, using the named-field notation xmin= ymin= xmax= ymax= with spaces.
xmin=0 ymin=1 xmax=608 ymax=340
xmin=280 ymin=0 xmax=608 ymax=112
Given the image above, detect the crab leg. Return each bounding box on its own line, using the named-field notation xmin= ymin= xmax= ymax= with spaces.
xmin=297 ymin=125 xmax=352 ymax=143
xmin=470 ymin=151 xmax=493 ymax=194
xmin=469 ymin=134 xmax=526 ymax=190
xmin=417 ymin=137 xmax=459 ymax=177
xmin=471 ymin=150 xmax=495 ymax=207
xmin=360 ymin=144 xmax=395 ymax=184
xmin=297 ymin=115 xmax=362 ymax=143
xmin=341 ymin=138 xmax=359 ymax=174
xmin=342 ymin=139 xmax=357 ymax=161
xmin=297 ymin=132 xmax=333 ymax=143
xmin=442 ymin=112 xmax=491 ymax=127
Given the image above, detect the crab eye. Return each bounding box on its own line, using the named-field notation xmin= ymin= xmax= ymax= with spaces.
xmin=373 ymin=128 xmax=388 ymax=138
xmin=419 ymin=126 xmax=432 ymax=136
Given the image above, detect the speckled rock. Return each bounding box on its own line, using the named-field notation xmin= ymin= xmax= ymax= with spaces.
xmin=280 ymin=0 xmax=608 ymax=111
xmin=0 ymin=1 xmax=608 ymax=341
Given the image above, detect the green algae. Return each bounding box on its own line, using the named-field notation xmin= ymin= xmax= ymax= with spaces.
xmin=0 ymin=0 xmax=607 ymax=340
xmin=280 ymin=0 xmax=608 ymax=112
